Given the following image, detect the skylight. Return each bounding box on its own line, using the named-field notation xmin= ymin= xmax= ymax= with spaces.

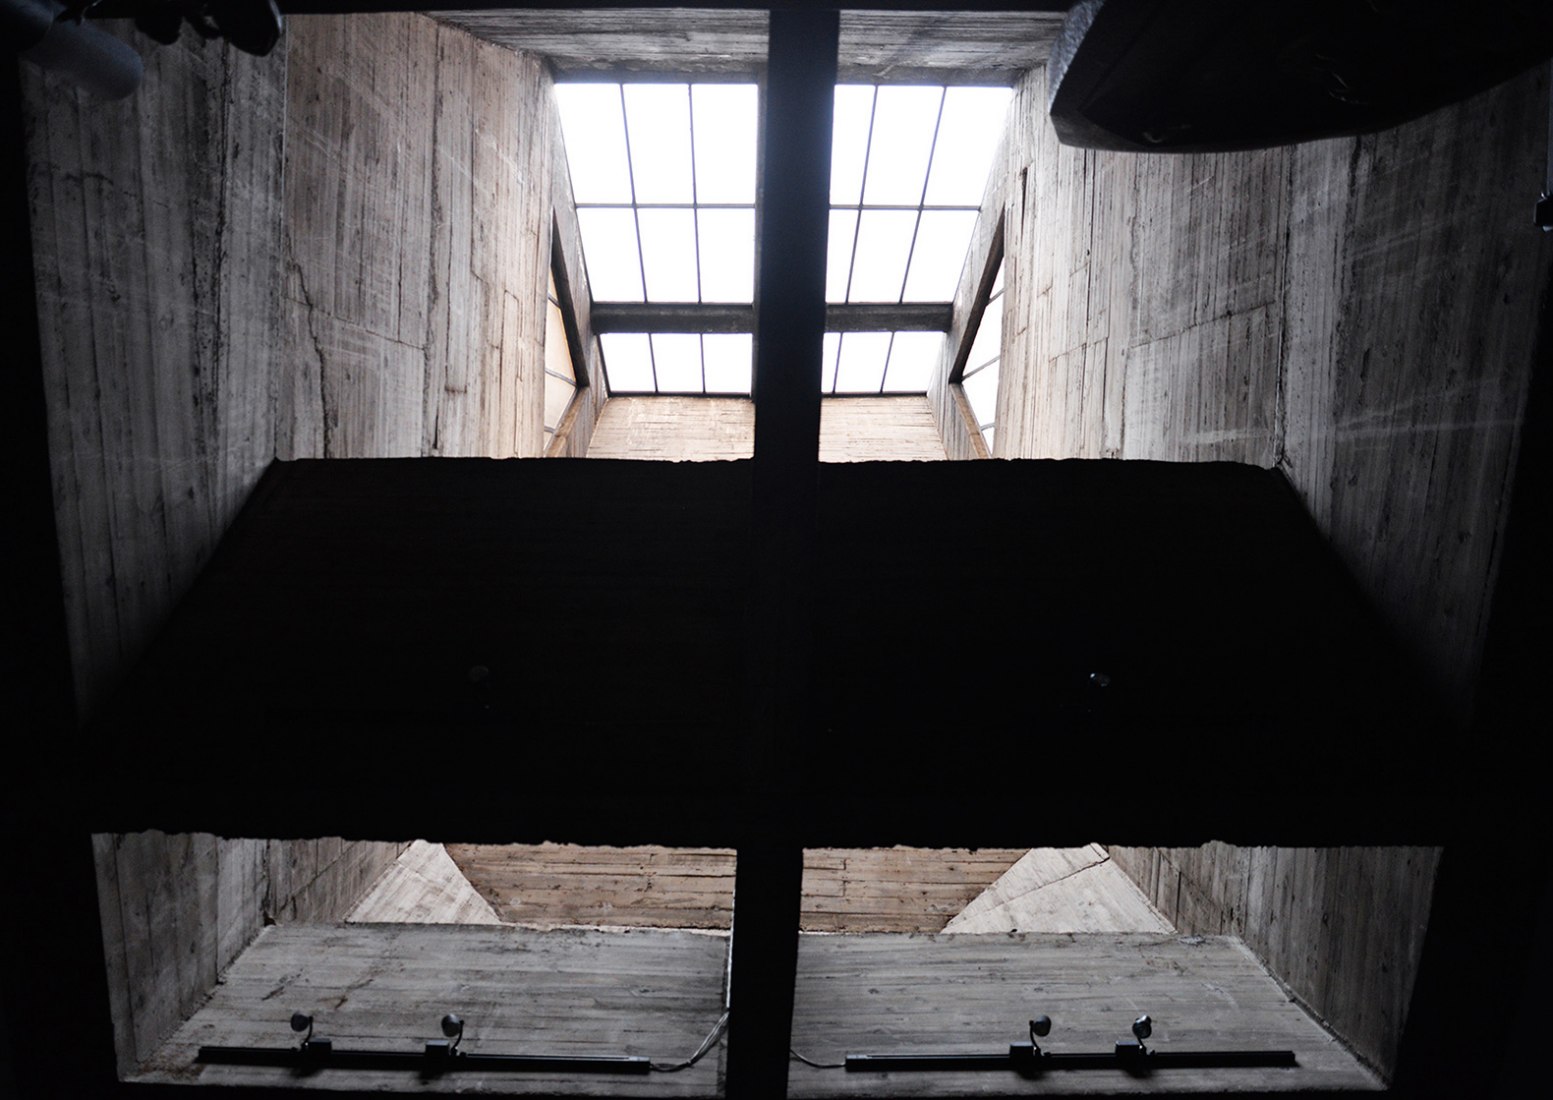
xmin=960 ymin=260 xmax=1005 ymax=450
xmin=555 ymin=80 xmax=1011 ymax=397
xmin=825 ymin=84 xmax=1009 ymax=394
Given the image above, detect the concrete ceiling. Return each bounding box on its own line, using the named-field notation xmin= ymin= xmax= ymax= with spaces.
xmin=433 ymin=9 xmax=1064 ymax=82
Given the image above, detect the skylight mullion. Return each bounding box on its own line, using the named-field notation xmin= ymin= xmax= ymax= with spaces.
xmin=687 ymin=84 xmax=704 ymax=305
xmin=619 ymin=88 xmax=653 ymax=301
xmin=878 ymin=332 xmax=896 ymax=395
xmin=617 ymin=83 xmax=661 ymax=391
xmin=894 ymin=211 xmax=925 ymax=305
xmin=894 ymin=88 xmax=947 ymax=305
xmin=577 ymin=201 xmax=753 ymax=210
xmin=843 ymin=87 xmax=879 ymax=305
xmin=961 ymin=356 xmax=998 ymax=382
xmin=826 ymin=203 xmax=980 ymax=213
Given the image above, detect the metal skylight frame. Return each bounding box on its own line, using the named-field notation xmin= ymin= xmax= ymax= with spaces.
xmin=561 ymin=81 xmax=758 ymax=395
xmin=558 ymin=80 xmax=1010 ymax=397
xmin=822 ymin=83 xmax=1010 ymax=395
xmin=828 ymin=85 xmax=982 ymax=305
xmin=958 ymin=260 xmax=1005 ymax=449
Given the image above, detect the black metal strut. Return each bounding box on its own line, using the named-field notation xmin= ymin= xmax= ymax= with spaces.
xmin=195 ymin=1012 xmax=652 ymax=1076
xmin=843 ymin=1014 xmax=1296 ymax=1074
xmin=843 ymin=1046 xmax=1299 ymax=1073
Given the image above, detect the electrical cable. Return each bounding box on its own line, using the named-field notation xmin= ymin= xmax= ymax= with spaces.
xmin=789 ymin=1047 xmax=846 ymax=1069
xmin=650 ymin=1008 xmax=730 ymax=1072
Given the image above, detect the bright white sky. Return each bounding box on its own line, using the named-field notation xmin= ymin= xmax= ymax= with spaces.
xmin=556 ymin=82 xmax=1012 ymax=394
xmin=960 ymin=260 xmax=1006 ymax=450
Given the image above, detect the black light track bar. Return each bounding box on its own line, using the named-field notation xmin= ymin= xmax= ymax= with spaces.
xmin=196 ymin=1045 xmax=651 ymax=1075
xmin=845 ymin=1042 xmax=1297 ymax=1073
xmin=247 ymin=2 xmax=1080 ymax=13
xmin=591 ymin=302 xmax=953 ymax=334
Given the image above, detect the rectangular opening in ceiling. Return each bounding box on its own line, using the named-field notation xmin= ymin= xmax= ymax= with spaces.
xmin=547 ymin=68 xmax=1015 ymax=461
xmin=555 ymin=79 xmax=1010 ymax=402
xmin=556 ymin=79 xmax=758 ymax=396
xmin=98 ymin=837 xmax=1121 ymax=1091
xmin=93 ymin=836 xmax=1435 ymax=1093
xmin=785 ymin=844 xmax=1439 ymax=1095
xmin=91 ymin=833 xmax=732 ymax=1092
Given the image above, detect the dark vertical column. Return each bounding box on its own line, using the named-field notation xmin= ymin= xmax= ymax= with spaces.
xmin=726 ymin=8 xmax=837 ymax=1100
xmin=1398 ymin=259 xmax=1553 ymax=1098
xmin=2 ymin=63 xmax=75 ymax=747
xmin=2 ymin=64 xmax=109 ymax=1100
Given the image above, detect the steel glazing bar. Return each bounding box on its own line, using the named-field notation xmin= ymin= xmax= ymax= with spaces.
xmin=845 ymin=1044 xmax=1298 ymax=1073
xmin=196 ymin=1046 xmax=652 ymax=1074
xmin=590 ymin=302 xmax=951 ymax=333
xmin=832 ymin=302 xmax=952 ymax=331
xmin=254 ymin=2 xmax=1076 ymax=12
xmin=948 ymin=215 xmax=1004 ymax=382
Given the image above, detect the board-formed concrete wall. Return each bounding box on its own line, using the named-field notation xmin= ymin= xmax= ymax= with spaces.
xmin=25 ymin=23 xmax=287 ymax=721
xmin=977 ymin=65 xmax=1548 ymax=1081
xmin=279 ymin=13 xmax=553 ymax=462
xmin=1108 ymin=844 xmax=1440 ymax=1078
xmin=989 ymin=64 xmax=1549 ymax=719
xmin=27 ymin=17 xmax=561 ymax=1079
xmin=29 ymin=15 xmax=566 ymax=721
xmin=92 ymin=833 xmax=407 ymax=1077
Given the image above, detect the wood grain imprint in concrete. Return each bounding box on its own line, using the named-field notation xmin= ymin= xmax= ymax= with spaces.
xmin=790 ymin=933 xmax=1381 ymax=1095
xmin=136 ymin=926 xmax=1377 ymax=1095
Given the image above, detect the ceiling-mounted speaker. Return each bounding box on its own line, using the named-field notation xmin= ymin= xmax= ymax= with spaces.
xmin=1047 ymin=0 xmax=1553 ymax=152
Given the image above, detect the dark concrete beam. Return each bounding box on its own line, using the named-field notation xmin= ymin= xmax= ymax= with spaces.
xmin=590 ymin=302 xmax=951 ymax=334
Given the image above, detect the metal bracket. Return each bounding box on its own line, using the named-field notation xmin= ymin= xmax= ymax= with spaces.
xmin=197 ymin=1012 xmax=651 ymax=1076
xmin=844 ymin=1013 xmax=1296 ymax=1074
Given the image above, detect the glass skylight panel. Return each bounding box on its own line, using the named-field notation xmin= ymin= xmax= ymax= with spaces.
xmin=555 ymin=85 xmax=633 ymax=204
xmin=703 ymin=334 xmax=753 ymax=394
xmin=830 ymin=85 xmax=874 ymax=205
xmin=600 ymin=333 xmax=655 ymax=392
xmin=543 ymin=272 xmax=577 ymax=441
xmin=558 ymin=81 xmax=759 ymax=394
xmin=903 ymin=210 xmax=981 ymax=302
xmin=822 ymin=332 xmax=948 ymax=396
xmin=821 ymin=332 xmax=842 ymax=392
xmin=848 ymin=210 xmax=917 ymax=302
xmin=960 ymin=260 xmax=1006 ymax=452
xmin=923 ymin=88 xmax=1013 ymax=206
xmin=598 ymin=333 xmax=753 ymax=396
xmin=692 ymin=85 xmax=757 ymax=203
xmin=834 ymin=332 xmax=892 ymax=394
xmin=637 ymin=208 xmax=700 ymax=301
xmin=560 ymin=80 xmax=1008 ymax=399
xmin=962 ymin=363 xmax=999 ymax=452
xmin=826 ymin=84 xmax=1011 ymax=319
xmin=882 ymin=332 xmax=944 ymax=393
xmin=622 ymin=85 xmax=695 ymax=204
xmin=860 ymin=86 xmax=943 ymax=207
xmin=964 ymin=280 xmax=1003 ymax=372
xmin=651 ymin=333 xmax=704 ymax=392
xmin=826 ymin=209 xmax=859 ymax=302
xmin=697 ymin=208 xmax=755 ymax=303
xmin=575 ymin=208 xmax=644 ymax=301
